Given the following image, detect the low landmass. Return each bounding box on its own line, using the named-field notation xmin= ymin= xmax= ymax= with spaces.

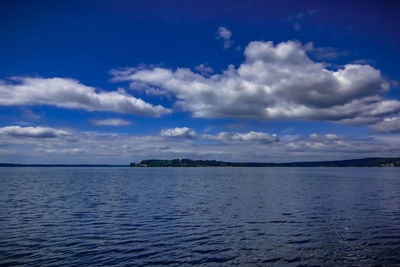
xmin=130 ymin=158 xmax=400 ymax=167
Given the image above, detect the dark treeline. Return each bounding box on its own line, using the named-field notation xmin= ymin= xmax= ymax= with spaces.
xmin=131 ymin=158 xmax=400 ymax=167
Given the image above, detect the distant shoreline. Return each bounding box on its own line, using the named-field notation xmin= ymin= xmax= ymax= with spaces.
xmin=130 ymin=157 xmax=400 ymax=167
xmin=1 ymin=157 xmax=399 ymax=167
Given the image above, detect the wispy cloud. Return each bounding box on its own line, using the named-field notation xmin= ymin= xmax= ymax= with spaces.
xmin=293 ymin=22 xmax=301 ymax=31
xmin=306 ymin=43 xmax=350 ymax=60
xmin=91 ymin=118 xmax=131 ymax=126
xmin=352 ymin=58 xmax=375 ymax=65
xmin=287 ymin=9 xmax=318 ymax=32
xmin=287 ymin=9 xmax=318 ymax=22
xmin=22 ymin=109 xmax=42 ymax=120
xmin=217 ymin=26 xmax=233 ymax=49
xmin=195 ymin=64 xmax=213 ymax=76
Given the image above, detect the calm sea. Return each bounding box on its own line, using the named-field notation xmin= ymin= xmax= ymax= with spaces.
xmin=0 ymin=167 xmax=399 ymax=266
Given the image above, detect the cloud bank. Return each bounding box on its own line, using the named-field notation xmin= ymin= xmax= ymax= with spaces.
xmin=1 ymin=125 xmax=399 ymax=164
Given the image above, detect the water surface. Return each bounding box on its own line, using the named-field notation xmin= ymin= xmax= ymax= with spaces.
xmin=0 ymin=167 xmax=399 ymax=266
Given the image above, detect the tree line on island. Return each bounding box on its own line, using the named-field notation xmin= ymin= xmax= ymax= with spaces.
xmin=130 ymin=158 xmax=400 ymax=167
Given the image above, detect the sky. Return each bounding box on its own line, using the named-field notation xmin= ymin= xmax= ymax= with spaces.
xmin=1 ymin=0 xmax=400 ymax=164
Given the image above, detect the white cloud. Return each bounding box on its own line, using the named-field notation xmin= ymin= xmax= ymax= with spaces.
xmin=37 ymin=147 xmax=83 ymax=154
xmin=91 ymin=118 xmax=131 ymax=126
xmin=217 ymin=26 xmax=233 ymax=49
xmin=309 ymin=133 xmax=339 ymax=140
xmin=0 ymin=77 xmax=171 ymax=117
xmin=160 ymin=127 xmax=196 ymax=138
xmin=111 ymin=40 xmax=399 ymax=132
xmin=160 ymin=127 xmax=278 ymax=144
xmin=0 ymin=126 xmax=69 ymax=138
xmin=205 ymin=131 xmax=279 ymax=144
xmin=218 ymin=26 xmax=232 ymax=39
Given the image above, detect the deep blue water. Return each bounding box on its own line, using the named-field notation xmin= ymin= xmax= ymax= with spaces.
xmin=0 ymin=167 xmax=399 ymax=266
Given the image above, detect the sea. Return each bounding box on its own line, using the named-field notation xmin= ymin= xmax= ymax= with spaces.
xmin=0 ymin=167 xmax=399 ymax=266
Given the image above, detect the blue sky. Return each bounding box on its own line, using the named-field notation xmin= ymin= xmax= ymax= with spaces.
xmin=1 ymin=0 xmax=400 ymax=164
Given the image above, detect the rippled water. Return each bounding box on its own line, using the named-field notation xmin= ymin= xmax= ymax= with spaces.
xmin=0 ymin=167 xmax=399 ymax=266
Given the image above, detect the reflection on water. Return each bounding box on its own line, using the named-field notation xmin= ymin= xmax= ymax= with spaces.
xmin=0 ymin=167 xmax=399 ymax=265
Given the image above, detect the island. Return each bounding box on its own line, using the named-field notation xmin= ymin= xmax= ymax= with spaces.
xmin=130 ymin=158 xmax=400 ymax=167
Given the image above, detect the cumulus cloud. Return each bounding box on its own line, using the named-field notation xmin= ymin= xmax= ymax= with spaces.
xmin=91 ymin=118 xmax=131 ymax=126
xmin=111 ymin=40 xmax=399 ymax=132
xmin=160 ymin=127 xmax=196 ymax=138
xmin=0 ymin=126 xmax=69 ymax=138
xmin=217 ymin=26 xmax=233 ymax=49
xmin=0 ymin=77 xmax=171 ymax=117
